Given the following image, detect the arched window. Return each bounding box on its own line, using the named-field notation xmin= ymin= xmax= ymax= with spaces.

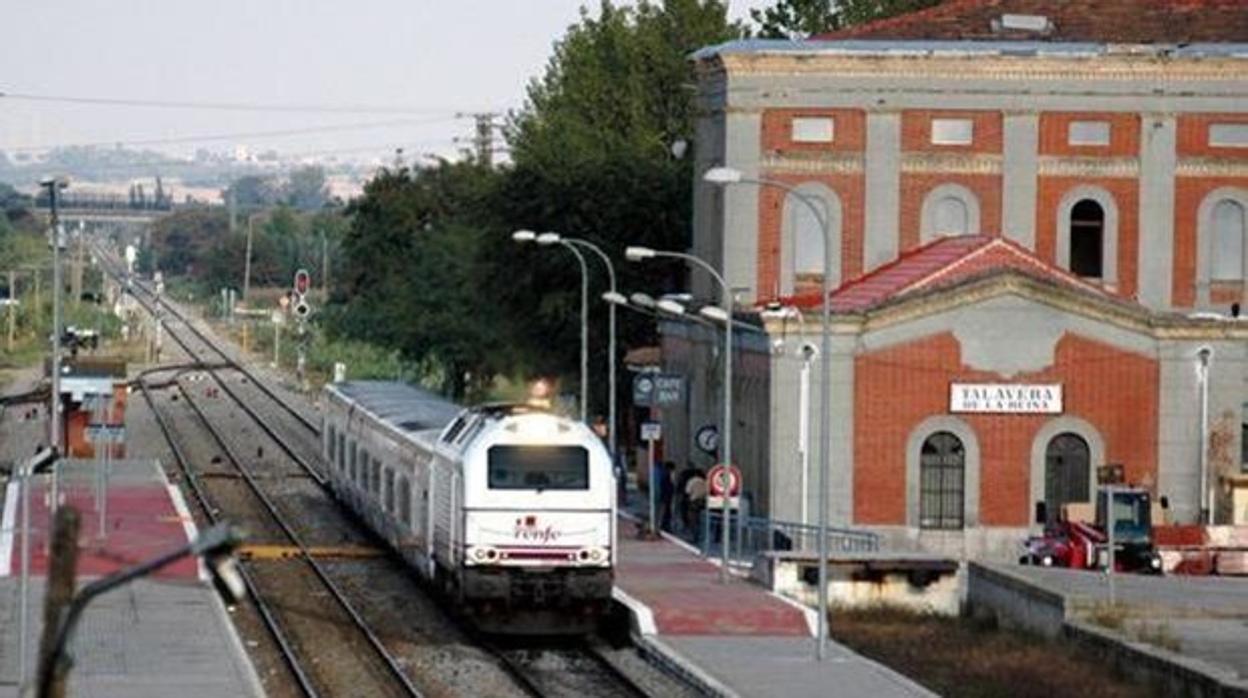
xmin=1044 ymin=433 xmax=1090 ymax=524
xmin=919 ymin=432 xmax=965 ymax=530
xmin=1212 ymin=200 xmax=1245 ymax=281
xmin=1069 ymin=200 xmax=1104 ymax=278
xmin=791 ymin=193 xmax=824 ymax=278
xmin=932 ymin=197 xmax=970 ymax=236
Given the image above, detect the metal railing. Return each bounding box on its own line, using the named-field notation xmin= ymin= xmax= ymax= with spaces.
xmin=698 ymin=505 xmax=880 ymax=565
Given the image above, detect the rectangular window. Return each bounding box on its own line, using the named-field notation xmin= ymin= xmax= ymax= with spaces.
xmin=398 ymin=476 xmax=412 ymax=526
xmin=349 ymin=441 xmax=357 ymax=482
xmin=1242 ymin=403 xmax=1248 ymax=473
xmin=371 ymin=461 xmax=381 ymax=496
xmin=931 ymin=118 xmax=974 ymax=145
xmin=487 ymin=445 xmax=589 ymax=491
xmin=1210 ymin=124 xmax=1248 ymax=148
xmin=326 ymin=424 xmax=335 ymax=462
xmin=360 ymin=450 xmax=370 ymax=489
xmin=337 ymin=434 xmax=345 ymax=471
xmin=384 ymin=468 xmax=395 ymax=513
xmin=791 ymin=117 xmax=834 ymax=143
xmin=1068 ymin=121 xmax=1111 ymax=146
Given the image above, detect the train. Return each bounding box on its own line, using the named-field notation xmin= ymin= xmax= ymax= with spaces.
xmin=321 ymin=380 xmax=618 ymax=634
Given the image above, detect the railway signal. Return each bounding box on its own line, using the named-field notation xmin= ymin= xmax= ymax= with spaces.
xmin=293 ymin=268 xmax=311 ymax=297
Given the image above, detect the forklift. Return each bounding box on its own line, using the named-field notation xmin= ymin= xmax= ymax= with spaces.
xmin=1020 ymin=484 xmax=1165 ymax=574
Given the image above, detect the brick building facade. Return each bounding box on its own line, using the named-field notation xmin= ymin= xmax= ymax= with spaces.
xmin=660 ymin=1 xmax=1248 ymax=559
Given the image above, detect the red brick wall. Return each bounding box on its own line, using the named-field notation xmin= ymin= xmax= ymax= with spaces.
xmin=756 ymin=171 xmax=865 ymax=301
xmin=1038 ymin=112 xmax=1140 ymax=157
xmin=901 ymin=110 xmax=1002 ymax=154
xmin=1177 ymin=113 xmax=1248 ymax=159
xmin=898 ymin=173 xmax=1003 ymax=251
xmin=761 ymin=108 xmax=866 ymax=154
xmin=1035 ymin=176 xmax=1139 ymax=298
xmin=1173 ymin=175 xmax=1248 ymax=307
xmin=853 ymin=332 xmax=1158 ymax=527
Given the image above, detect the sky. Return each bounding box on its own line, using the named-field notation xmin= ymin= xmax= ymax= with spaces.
xmin=0 ymin=1 xmax=769 ymax=164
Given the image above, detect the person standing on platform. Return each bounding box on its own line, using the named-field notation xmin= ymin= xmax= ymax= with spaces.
xmin=684 ymin=468 xmax=707 ymax=540
xmin=674 ymin=462 xmax=697 ymax=534
xmin=658 ymin=461 xmax=676 ymax=531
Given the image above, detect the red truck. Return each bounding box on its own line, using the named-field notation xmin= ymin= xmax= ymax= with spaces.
xmin=1020 ymin=486 xmax=1164 ymax=574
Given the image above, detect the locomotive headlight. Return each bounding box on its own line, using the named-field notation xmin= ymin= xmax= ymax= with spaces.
xmin=469 ymin=546 xmax=498 ymax=563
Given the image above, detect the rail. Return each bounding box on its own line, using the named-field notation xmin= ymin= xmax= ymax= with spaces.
xmin=700 ymin=508 xmax=880 ymax=565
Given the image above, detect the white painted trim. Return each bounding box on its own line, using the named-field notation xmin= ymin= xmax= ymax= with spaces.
xmin=1056 ymin=185 xmax=1119 ymax=289
xmin=767 ymin=590 xmax=820 ymax=637
xmin=0 ymin=481 xmax=18 ymax=578
xmin=612 ymin=586 xmax=658 ymax=636
xmin=920 ymin=183 xmax=982 ymax=242
xmin=166 ymin=483 xmax=207 ymax=582
xmin=643 ymin=635 xmax=742 ymax=698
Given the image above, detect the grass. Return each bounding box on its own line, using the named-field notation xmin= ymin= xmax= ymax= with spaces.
xmin=830 ymin=606 xmax=1160 ymax=698
xmin=1086 ymin=602 xmax=1183 ymax=653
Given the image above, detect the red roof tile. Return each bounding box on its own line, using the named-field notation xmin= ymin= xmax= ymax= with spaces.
xmin=782 ymin=234 xmax=1109 ymax=312
xmin=816 ymin=0 xmax=1248 ymax=43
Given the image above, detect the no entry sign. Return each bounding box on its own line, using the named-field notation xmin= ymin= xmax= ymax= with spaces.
xmin=707 ymin=464 xmax=741 ymax=498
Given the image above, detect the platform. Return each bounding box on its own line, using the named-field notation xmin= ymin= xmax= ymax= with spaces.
xmin=0 ymin=459 xmax=262 ymax=697
xmin=613 ymin=518 xmax=936 ymax=697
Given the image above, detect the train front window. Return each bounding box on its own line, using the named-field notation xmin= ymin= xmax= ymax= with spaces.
xmin=488 ymin=446 xmax=589 ymax=491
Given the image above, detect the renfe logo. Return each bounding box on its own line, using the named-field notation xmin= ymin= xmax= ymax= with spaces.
xmin=514 ymin=515 xmax=560 ymax=544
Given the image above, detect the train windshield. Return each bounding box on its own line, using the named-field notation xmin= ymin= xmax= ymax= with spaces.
xmin=487 ymin=445 xmax=589 ymax=491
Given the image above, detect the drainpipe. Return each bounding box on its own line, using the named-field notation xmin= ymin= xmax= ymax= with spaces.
xmin=1196 ymin=346 xmax=1213 ymax=525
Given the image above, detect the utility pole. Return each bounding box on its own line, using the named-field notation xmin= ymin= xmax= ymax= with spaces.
xmin=321 ymin=232 xmax=329 ymax=300
xmin=243 ymin=215 xmax=255 ymax=303
xmin=72 ymin=222 xmax=85 ymax=308
xmin=42 ymin=177 xmax=66 ymax=456
xmin=458 ymin=112 xmax=501 ymax=167
xmin=7 ymin=270 xmax=15 ymax=351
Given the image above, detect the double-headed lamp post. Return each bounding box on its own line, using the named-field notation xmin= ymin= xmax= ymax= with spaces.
xmin=625 ymin=245 xmax=735 ymax=583
xmin=704 ymin=165 xmax=835 ymax=660
xmin=513 ymin=230 xmax=589 ymax=422
xmin=522 ymin=231 xmax=619 ymax=455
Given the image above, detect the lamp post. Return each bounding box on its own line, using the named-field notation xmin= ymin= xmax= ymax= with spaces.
xmin=513 ymin=230 xmax=590 ymax=421
xmin=704 ymin=165 xmax=834 ymax=660
xmin=40 ymin=177 xmax=68 ymax=457
xmin=760 ymin=304 xmax=817 ymax=528
xmin=536 ymin=233 xmax=619 ymax=456
xmin=626 ymin=245 xmax=735 ymax=583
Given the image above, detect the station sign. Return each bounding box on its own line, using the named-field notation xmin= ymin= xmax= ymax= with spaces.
xmin=706 ymin=463 xmax=741 ymax=510
xmin=293 ymin=268 xmax=311 ymax=296
xmin=949 ymin=383 xmax=1062 ymax=415
xmin=85 ymin=424 xmax=126 ymax=443
xmin=640 ymin=422 xmax=662 ymax=442
xmin=633 ymin=373 xmax=684 ymax=407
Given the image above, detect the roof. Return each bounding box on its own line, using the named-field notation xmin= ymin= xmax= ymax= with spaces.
xmin=784 ymin=235 xmax=1110 ymax=313
xmin=331 ymin=380 xmax=461 ymax=433
xmin=816 ymin=0 xmax=1248 ymax=44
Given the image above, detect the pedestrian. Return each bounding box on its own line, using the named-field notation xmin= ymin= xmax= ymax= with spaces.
xmin=674 ymin=462 xmax=697 ymax=534
xmin=684 ymin=469 xmax=707 ymax=540
xmin=659 ymin=461 xmax=676 ymax=531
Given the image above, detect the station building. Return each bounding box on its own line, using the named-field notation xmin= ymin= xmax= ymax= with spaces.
xmin=660 ymin=0 xmax=1248 ymax=559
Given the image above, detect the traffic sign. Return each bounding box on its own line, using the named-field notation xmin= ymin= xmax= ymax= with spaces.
xmin=294 ymin=268 xmax=311 ymax=296
xmin=640 ymin=421 xmax=662 ymax=442
xmin=293 ymin=301 xmax=310 ymax=319
xmin=707 ymin=464 xmax=741 ymax=498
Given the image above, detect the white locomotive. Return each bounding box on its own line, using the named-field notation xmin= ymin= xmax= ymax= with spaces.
xmin=321 ymin=381 xmax=617 ymax=634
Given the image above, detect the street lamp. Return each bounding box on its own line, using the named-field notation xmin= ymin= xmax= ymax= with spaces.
xmin=626 ymin=245 xmax=735 ymax=583
xmin=39 ymin=177 xmax=68 ymax=457
xmin=704 ymin=164 xmax=835 ymax=660
xmin=537 ymin=232 xmax=621 ymax=459
xmin=513 ymin=229 xmax=589 ymax=421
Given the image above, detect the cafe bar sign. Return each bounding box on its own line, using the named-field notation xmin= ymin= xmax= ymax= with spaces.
xmin=949 ymin=383 xmax=1062 ymax=414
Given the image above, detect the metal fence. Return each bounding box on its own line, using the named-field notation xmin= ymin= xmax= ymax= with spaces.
xmin=699 ymin=506 xmax=880 ymax=565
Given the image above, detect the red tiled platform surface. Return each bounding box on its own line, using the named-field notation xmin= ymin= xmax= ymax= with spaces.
xmin=615 ymin=522 xmax=810 ymax=636
xmin=7 ymin=480 xmax=197 ymax=580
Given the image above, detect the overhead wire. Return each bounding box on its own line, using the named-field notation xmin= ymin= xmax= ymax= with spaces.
xmin=0 ymin=91 xmax=498 ymax=116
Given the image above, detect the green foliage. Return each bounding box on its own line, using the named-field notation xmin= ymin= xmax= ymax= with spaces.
xmin=150 ymin=209 xmax=231 ymax=278
xmin=334 ymin=164 xmax=503 ymax=399
xmin=749 ymin=0 xmax=941 ymax=38
xmin=285 ymin=166 xmax=329 ymax=210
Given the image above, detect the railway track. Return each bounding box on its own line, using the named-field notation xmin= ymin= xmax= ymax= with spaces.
xmin=101 ymin=247 xmax=702 ymax=698
xmin=139 ymin=375 xmax=422 ymax=698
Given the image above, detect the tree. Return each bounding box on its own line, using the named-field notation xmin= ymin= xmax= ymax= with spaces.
xmin=285 ymin=166 xmax=329 ymax=211
xmin=487 ymin=0 xmax=743 ymax=404
xmin=749 ymin=0 xmax=940 ymax=38
xmin=222 ymin=175 xmax=280 ymax=211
